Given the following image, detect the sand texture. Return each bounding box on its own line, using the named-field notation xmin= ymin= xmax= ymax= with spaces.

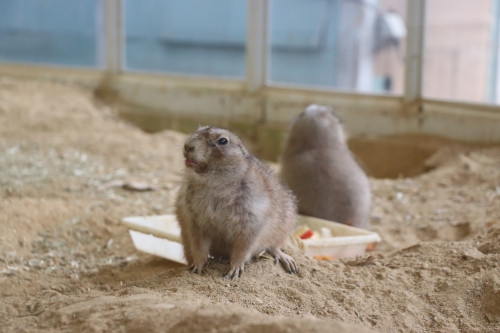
xmin=0 ymin=77 xmax=499 ymax=332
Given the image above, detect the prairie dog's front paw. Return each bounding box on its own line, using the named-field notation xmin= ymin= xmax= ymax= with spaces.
xmin=223 ymin=263 xmax=245 ymax=280
xmin=189 ymin=259 xmax=207 ymax=275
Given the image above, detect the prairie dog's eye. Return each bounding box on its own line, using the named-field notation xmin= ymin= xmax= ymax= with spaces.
xmin=217 ymin=138 xmax=228 ymax=145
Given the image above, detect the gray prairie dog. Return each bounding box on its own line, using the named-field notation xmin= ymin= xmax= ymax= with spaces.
xmin=175 ymin=126 xmax=298 ymax=280
xmin=280 ymin=104 xmax=371 ymax=228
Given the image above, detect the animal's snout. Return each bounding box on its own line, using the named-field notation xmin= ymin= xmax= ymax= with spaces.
xmin=184 ymin=143 xmax=195 ymax=152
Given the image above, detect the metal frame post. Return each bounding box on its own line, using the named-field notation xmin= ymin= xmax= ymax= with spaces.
xmin=489 ymin=0 xmax=500 ymax=103
xmin=104 ymin=0 xmax=124 ymax=74
xmin=404 ymin=0 xmax=426 ymax=110
xmin=246 ymin=0 xmax=269 ymax=93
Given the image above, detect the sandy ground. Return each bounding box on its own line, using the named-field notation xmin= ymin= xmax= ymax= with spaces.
xmin=0 ymin=77 xmax=499 ymax=333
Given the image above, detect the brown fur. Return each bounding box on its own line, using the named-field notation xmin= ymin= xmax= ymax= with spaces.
xmin=280 ymin=104 xmax=372 ymax=229
xmin=175 ymin=126 xmax=298 ymax=280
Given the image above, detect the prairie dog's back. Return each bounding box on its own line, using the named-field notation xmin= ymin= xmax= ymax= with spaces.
xmin=280 ymin=104 xmax=371 ymax=228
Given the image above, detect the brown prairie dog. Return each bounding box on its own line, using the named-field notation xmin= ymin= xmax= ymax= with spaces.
xmin=280 ymin=104 xmax=371 ymax=229
xmin=175 ymin=126 xmax=298 ymax=280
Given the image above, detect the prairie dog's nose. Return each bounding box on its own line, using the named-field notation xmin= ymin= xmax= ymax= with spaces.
xmin=184 ymin=143 xmax=195 ymax=152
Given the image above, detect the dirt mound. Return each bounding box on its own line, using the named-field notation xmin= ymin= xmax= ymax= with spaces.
xmin=478 ymin=228 xmax=500 ymax=255
xmin=1 ymin=77 xmax=500 ymax=332
xmin=9 ymin=291 xmax=374 ymax=333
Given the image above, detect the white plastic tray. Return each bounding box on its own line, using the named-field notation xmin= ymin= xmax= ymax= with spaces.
xmin=296 ymin=215 xmax=381 ymax=258
xmin=121 ymin=214 xmax=381 ymax=264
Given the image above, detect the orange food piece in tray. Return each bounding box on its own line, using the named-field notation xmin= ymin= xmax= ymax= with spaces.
xmin=293 ymin=225 xmax=309 ymax=238
xmin=299 ymin=229 xmax=314 ymax=239
xmin=366 ymin=242 xmax=376 ymax=251
xmin=293 ymin=225 xmax=317 ymax=239
xmin=313 ymin=254 xmax=335 ymax=260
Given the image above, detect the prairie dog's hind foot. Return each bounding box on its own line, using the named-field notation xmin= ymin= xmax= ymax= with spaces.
xmin=267 ymin=248 xmax=298 ymax=274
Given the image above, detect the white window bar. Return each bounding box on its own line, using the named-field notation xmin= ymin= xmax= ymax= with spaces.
xmin=490 ymin=0 xmax=500 ymax=104
xmin=104 ymin=0 xmax=124 ymax=74
xmin=404 ymin=0 xmax=426 ymax=108
xmin=246 ymin=0 xmax=270 ymax=92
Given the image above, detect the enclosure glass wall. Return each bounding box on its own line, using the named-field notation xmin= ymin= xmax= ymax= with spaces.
xmin=0 ymin=0 xmax=101 ymax=67
xmin=269 ymin=0 xmax=407 ymax=95
xmin=423 ymin=0 xmax=500 ymax=104
xmin=124 ymin=0 xmax=247 ymax=78
xmin=2 ymin=0 xmax=500 ymax=105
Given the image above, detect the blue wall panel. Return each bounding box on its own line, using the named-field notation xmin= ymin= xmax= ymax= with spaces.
xmin=124 ymin=0 xmax=247 ymax=77
xmin=0 ymin=0 xmax=99 ymax=67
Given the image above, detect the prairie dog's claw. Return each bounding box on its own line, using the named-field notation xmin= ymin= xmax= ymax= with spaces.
xmin=189 ymin=262 xmax=206 ymax=275
xmin=223 ymin=263 xmax=244 ymax=280
xmin=269 ymin=249 xmax=298 ymax=274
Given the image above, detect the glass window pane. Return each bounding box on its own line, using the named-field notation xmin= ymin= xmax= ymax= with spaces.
xmin=124 ymin=0 xmax=247 ymax=78
xmin=0 ymin=0 xmax=100 ymax=67
xmin=269 ymin=0 xmax=407 ymax=95
xmin=424 ymin=0 xmax=497 ymax=103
